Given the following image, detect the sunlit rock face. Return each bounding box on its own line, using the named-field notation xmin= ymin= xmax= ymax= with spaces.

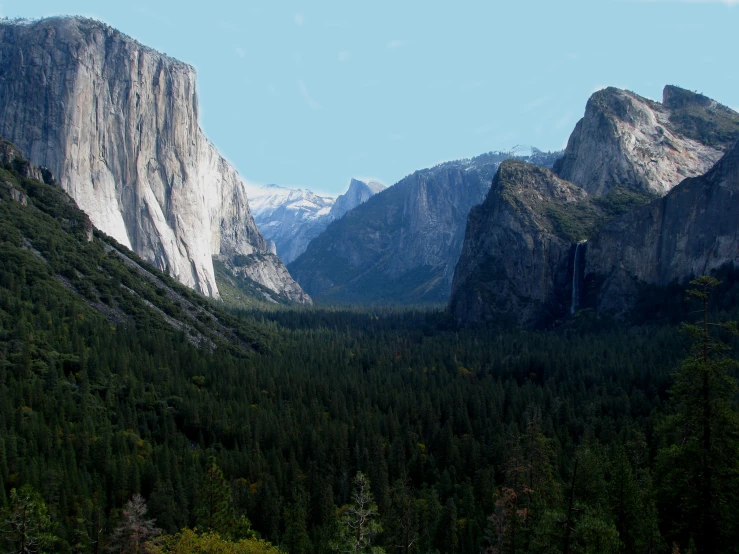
xmin=553 ymin=86 xmax=738 ymax=197
xmin=0 ymin=16 xmax=309 ymax=302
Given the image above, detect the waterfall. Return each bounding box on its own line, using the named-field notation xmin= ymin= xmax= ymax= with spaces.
xmin=570 ymin=241 xmax=586 ymax=315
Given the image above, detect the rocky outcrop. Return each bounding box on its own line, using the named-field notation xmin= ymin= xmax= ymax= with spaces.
xmin=451 ymin=86 xmax=739 ymax=327
xmin=289 ymin=150 xmax=562 ymax=304
xmin=553 ymin=86 xmax=739 ymax=197
xmin=0 ymin=16 xmax=309 ymax=303
xmin=584 ymin=139 xmax=739 ymax=315
xmin=329 ymin=178 xmax=386 ymax=220
xmin=449 ymin=161 xmax=588 ymax=326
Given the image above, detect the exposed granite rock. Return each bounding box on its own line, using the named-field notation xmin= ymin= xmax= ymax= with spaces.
xmin=584 ymin=139 xmax=739 ymax=315
xmin=290 ymin=150 xmax=562 ymax=304
xmin=451 ymin=86 xmax=739 ymax=327
xmin=553 ymin=86 xmax=738 ymax=197
xmin=449 ymin=161 xmax=587 ymax=326
xmin=329 ymin=178 xmax=386 ymax=220
xmin=220 ymin=253 xmax=312 ymax=305
xmin=0 ymin=16 xmax=308 ymax=303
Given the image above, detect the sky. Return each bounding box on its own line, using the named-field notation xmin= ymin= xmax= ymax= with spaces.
xmin=3 ymin=0 xmax=737 ymax=195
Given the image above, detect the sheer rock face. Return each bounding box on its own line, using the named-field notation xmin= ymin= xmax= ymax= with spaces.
xmin=553 ymin=87 xmax=735 ymax=197
xmin=328 ymin=179 xmax=386 ymax=221
xmin=450 ymin=86 xmax=739 ymax=326
xmin=585 ymin=140 xmax=739 ymax=315
xmin=449 ymin=161 xmax=586 ymax=327
xmin=289 ymin=151 xmax=561 ymax=304
xmin=0 ymin=17 xmax=308 ymax=303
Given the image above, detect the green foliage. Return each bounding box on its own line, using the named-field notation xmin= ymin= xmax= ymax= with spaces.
xmin=665 ymin=87 xmax=739 ymax=148
xmin=1 ymin=144 xmax=738 ymax=552
xmin=544 ymin=186 xmax=654 ymax=243
xmin=656 ymin=277 xmax=739 ymax=554
xmin=150 ymin=529 xmax=281 ymax=554
xmin=196 ymin=458 xmax=237 ymax=537
xmin=332 ymin=473 xmax=383 ymax=554
xmin=0 ymin=485 xmax=56 ymax=554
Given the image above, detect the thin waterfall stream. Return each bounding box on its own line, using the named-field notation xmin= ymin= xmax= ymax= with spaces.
xmin=570 ymin=241 xmax=586 ymax=314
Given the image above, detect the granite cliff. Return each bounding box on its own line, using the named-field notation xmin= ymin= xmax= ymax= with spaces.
xmin=289 ymin=150 xmax=561 ymax=304
xmin=449 ymin=161 xmax=587 ymax=326
xmin=450 ymin=86 xmax=739 ymax=326
xmin=584 ymin=138 xmax=739 ymax=315
xmin=553 ymin=86 xmax=739 ymax=196
xmin=0 ymin=16 xmax=309 ymax=303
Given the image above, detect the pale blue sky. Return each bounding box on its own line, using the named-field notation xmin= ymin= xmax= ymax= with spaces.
xmin=4 ymin=0 xmax=737 ymax=194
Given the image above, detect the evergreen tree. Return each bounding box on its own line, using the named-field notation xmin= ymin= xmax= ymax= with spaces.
xmin=332 ymin=472 xmax=384 ymax=554
xmin=657 ymin=277 xmax=739 ymax=554
xmin=0 ymin=485 xmax=55 ymax=554
xmin=194 ymin=458 xmax=235 ymax=537
xmin=283 ymin=487 xmax=312 ymax=554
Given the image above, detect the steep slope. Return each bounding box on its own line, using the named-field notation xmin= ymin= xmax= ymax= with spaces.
xmin=0 ymin=16 xmax=308 ymax=303
xmin=451 ymin=85 xmax=739 ymax=327
xmin=449 ymin=161 xmax=587 ymax=326
xmin=553 ymin=86 xmax=739 ymax=196
xmin=0 ymin=135 xmax=269 ymax=352
xmin=584 ymin=139 xmax=739 ymax=315
xmin=249 ymin=178 xmax=385 ymax=265
xmin=328 ymin=178 xmax=386 ymax=220
xmin=289 ymin=150 xmax=561 ymax=304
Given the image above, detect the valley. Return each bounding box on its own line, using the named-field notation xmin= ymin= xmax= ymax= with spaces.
xmin=0 ymin=9 xmax=737 ymax=554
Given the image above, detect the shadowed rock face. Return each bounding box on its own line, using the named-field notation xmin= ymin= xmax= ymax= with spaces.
xmin=450 ymin=86 xmax=739 ymax=327
xmin=449 ymin=161 xmax=587 ymax=327
xmin=289 ymin=150 xmax=561 ymax=304
xmin=0 ymin=16 xmax=309 ymax=303
xmin=553 ymin=86 xmax=739 ymax=197
xmin=584 ymin=139 xmax=739 ymax=315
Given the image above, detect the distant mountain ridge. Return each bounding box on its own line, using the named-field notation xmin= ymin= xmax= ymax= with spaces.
xmin=289 ymin=148 xmax=562 ymax=304
xmin=250 ymin=178 xmax=386 ymax=264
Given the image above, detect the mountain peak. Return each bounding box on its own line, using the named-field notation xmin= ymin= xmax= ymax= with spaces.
xmin=554 ymin=84 xmax=735 ymax=196
xmin=662 ymin=85 xmax=713 ymax=110
xmin=329 ymin=178 xmax=386 ymax=221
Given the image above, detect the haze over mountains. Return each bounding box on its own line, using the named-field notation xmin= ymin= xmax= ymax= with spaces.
xmin=288 ymin=149 xmax=562 ymax=304
xmin=0 ymin=15 xmax=736 ymax=325
xmin=249 ymin=178 xmax=385 ymax=264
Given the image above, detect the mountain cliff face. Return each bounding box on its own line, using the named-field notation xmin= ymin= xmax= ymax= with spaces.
xmin=329 ymin=178 xmax=386 ymax=220
xmin=0 ymin=16 xmax=309 ymax=303
xmin=289 ymin=150 xmax=561 ymax=304
xmin=553 ymin=86 xmax=739 ymax=197
xmin=584 ymin=139 xmax=739 ymax=315
xmin=250 ymin=178 xmax=385 ymax=265
xmin=451 ymin=86 xmax=739 ymax=326
xmin=449 ymin=161 xmax=587 ymax=326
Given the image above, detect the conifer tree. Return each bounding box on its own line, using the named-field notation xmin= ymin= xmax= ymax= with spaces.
xmin=194 ymin=457 xmax=235 ymax=537
xmin=657 ymin=276 xmax=739 ymax=554
xmin=0 ymin=485 xmax=55 ymax=554
xmin=332 ymin=472 xmax=384 ymax=554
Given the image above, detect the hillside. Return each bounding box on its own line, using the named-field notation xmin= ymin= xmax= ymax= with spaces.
xmin=0 ymin=136 xmax=269 ymax=353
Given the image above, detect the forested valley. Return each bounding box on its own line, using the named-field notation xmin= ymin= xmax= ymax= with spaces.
xmin=1 ymin=146 xmax=739 ymax=554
